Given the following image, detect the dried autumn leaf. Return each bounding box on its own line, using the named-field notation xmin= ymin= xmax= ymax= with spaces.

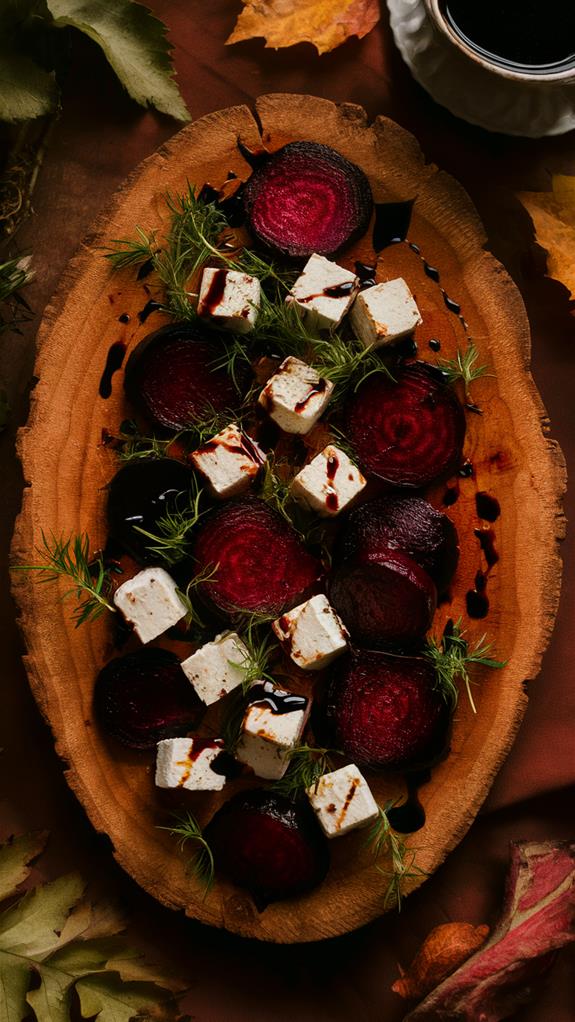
xmin=227 ymin=0 xmax=380 ymax=55
xmin=519 ymin=174 xmax=575 ymax=300
xmin=0 ymin=832 xmax=184 ymax=1021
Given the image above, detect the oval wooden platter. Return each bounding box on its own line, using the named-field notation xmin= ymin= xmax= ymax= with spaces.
xmin=12 ymin=95 xmax=566 ymax=942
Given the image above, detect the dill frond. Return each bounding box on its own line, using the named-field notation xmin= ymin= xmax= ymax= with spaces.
xmin=367 ymin=804 xmax=427 ymax=911
xmin=160 ymin=812 xmax=214 ymax=895
xmin=271 ymin=745 xmax=335 ymax=798
xmin=437 ymin=340 xmax=490 ymax=402
xmin=425 ymin=617 xmax=506 ymax=713
xmin=13 ymin=532 xmax=115 ymax=626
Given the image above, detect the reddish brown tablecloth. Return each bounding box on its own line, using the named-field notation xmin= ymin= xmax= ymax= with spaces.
xmin=1 ymin=3 xmax=575 ymax=1019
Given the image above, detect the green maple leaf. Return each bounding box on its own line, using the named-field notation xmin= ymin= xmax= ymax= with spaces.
xmin=47 ymin=0 xmax=190 ymax=121
xmin=0 ymin=833 xmax=184 ymax=1022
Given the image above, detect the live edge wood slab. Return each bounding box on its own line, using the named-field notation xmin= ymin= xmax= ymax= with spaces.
xmin=11 ymin=95 xmax=566 ymax=942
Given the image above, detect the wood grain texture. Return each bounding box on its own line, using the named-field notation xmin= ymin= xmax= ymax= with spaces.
xmin=11 ymin=95 xmax=566 ymax=942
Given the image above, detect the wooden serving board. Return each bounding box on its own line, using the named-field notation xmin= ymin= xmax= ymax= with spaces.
xmin=12 ymin=95 xmax=566 ymax=942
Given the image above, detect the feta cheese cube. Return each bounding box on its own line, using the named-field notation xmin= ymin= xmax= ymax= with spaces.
xmin=272 ymin=595 xmax=348 ymax=671
xmin=306 ymin=764 xmax=379 ymax=838
xmin=258 ymin=357 xmax=333 ymax=435
xmin=350 ymin=277 xmax=422 ymax=349
xmin=289 ymin=254 xmax=358 ymax=330
xmin=290 ymin=444 xmax=366 ymax=516
xmin=113 ymin=567 xmax=187 ymax=644
xmin=190 ymin=423 xmax=266 ymax=500
xmin=180 ymin=631 xmax=248 ymax=706
xmin=197 ymin=267 xmax=260 ymax=333
xmin=236 ymin=680 xmax=310 ymax=780
xmin=155 ymin=737 xmax=227 ymax=791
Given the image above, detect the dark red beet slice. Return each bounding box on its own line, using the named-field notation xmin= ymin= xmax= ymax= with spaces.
xmin=125 ymin=323 xmax=243 ymax=431
xmin=329 ymin=548 xmax=436 ymax=646
xmin=326 ymin=650 xmax=451 ymax=772
xmin=94 ymin=648 xmax=202 ymax=749
xmin=191 ymin=497 xmax=322 ymax=616
xmin=107 ymin=459 xmax=195 ymax=561
xmin=336 ymin=495 xmax=459 ymax=593
xmin=243 ymin=141 xmax=373 ymax=258
xmin=205 ymin=789 xmax=329 ymax=905
xmin=345 ymin=361 xmax=466 ymax=487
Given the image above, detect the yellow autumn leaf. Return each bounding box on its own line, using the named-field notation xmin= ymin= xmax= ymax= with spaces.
xmin=227 ymin=0 xmax=380 ymax=55
xmin=519 ymin=174 xmax=575 ymax=299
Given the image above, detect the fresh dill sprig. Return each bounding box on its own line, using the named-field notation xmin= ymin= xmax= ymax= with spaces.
xmin=160 ymin=812 xmax=214 ymax=896
xmin=233 ymin=614 xmax=279 ymax=692
xmin=13 ymin=532 xmax=115 ymax=626
xmin=437 ymin=340 xmax=490 ymax=403
xmin=134 ymin=482 xmax=204 ymax=565
xmin=0 ymin=256 xmax=34 ymax=333
xmin=258 ymin=455 xmax=332 ymax=565
xmin=367 ymin=804 xmax=427 ymax=911
xmin=110 ymin=420 xmax=179 ymax=462
xmin=176 ymin=564 xmax=218 ymax=630
xmin=271 ymin=745 xmax=335 ymax=799
xmin=221 ymin=687 xmax=248 ymax=753
xmin=104 ymin=228 xmax=157 ymax=271
xmin=425 ymin=617 xmax=506 ymax=714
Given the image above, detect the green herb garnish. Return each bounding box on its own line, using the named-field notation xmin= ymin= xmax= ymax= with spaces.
xmin=160 ymin=812 xmax=214 ymax=896
xmin=271 ymin=745 xmax=336 ymax=799
xmin=134 ymin=482 xmax=204 ymax=566
xmin=437 ymin=340 xmax=490 ymax=404
xmin=367 ymin=804 xmax=427 ymax=911
xmin=425 ymin=617 xmax=506 ymax=713
xmin=13 ymin=532 xmax=115 ymax=626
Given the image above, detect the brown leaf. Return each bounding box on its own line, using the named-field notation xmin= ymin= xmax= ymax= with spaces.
xmin=519 ymin=174 xmax=575 ymax=299
xmin=227 ymin=0 xmax=380 ymax=55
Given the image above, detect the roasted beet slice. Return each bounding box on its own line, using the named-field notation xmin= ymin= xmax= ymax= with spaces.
xmin=329 ymin=548 xmax=436 ymax=646
xmin=191 ymin=497 xmax=322 ymax=616
xmin=345 ymin=361 xmax=466 ymax=487
xmin=125 ymin=323 xmax=243 ymax=431
xmin=325 ymin=650 xmax=451 ymax=772
xmin=336 ymin=496 xmax=459 ymax=593
xmin=107 ymin=459 xmax=195 ymax=561
xmin=243 ymin=141 xmax=373 ymax=258
xmin=206 ymin=789 xmax=329 ymax=905
xmin=94 ymin=648 xmax=202 ymax=749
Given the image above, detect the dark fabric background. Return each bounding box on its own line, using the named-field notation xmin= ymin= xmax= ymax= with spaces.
xmin=1 ymin=2 xmax=574 ymax=1019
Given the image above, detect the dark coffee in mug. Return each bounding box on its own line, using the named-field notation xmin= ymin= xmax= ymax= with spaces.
xmin=442 ymin=0 xmax=575 ymax=75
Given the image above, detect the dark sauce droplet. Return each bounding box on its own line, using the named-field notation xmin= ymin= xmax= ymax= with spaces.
xmin=355 ymin=261 xmax=377 ymax=289
xmin=466 ymin=585 xmax=489 ymax=619
xmin=294 ymin=377 xmax=328 ymax=413
xmin=442 ymin=290 xmax=461 ymax=315
xmin=429 ymin=338 xmax=441 ymax=352
xmin=137 ymin=258 xmax=154 ymax=281
xmin=387 ymin=771 xmax=430 ymax=834
xmin=138 ymin=299 xmax=162 ymax=324
xmin=459 ymin=460 xmax=474 ymax=478
xmin=395 ymin=337 xmax=418 ymax=359
xmin=373 ymin=199 xmax=415 ymax=252
xmin=211 ymin=750 xmax=243 ymax=779
xmin=423 ymin=261 xmax=440 ymax=283
xmin=474 ymin=526 xmax=499 ymax=568
xmin=323 ymin=280 xmax=356 ymax=298
xmin=476 ymin=491 xmax=501 ymax=522
xmin=443 ymin=483 xmax=460 ymax=506
xmin=198 ymin=268 xmax=228 ymax=316
xmin=118 ymin=312 xmax=130 ymax=324
xmin=99 ymin=341 xmax=126 ymax=399
xmin=248 ymin=680 xmax=307 ymax=715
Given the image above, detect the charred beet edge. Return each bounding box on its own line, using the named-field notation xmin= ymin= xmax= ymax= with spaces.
xmin=329 ymin=549 xmax=437 ymax=646
xmin=336 ymin=496 xmax=459 ymax=594
xmin=94 ymin=648 xmax=202 ymax=749
xmin=205 ymin=789 xmax=329 ymax=906
xmin=107 ymin=459 xmax=195 ymax=561
xmin=326 ymin=650 xmax=451 ymax=772
xmin=345 ymin=361 xmax=466 ymax=487
xmin=124 ymin=323 xmax=244 ymax=431
xmin=243 ymin=141 xmax=373 ymax=259
xmin=191 ymin=497 xmax=322 ymax=616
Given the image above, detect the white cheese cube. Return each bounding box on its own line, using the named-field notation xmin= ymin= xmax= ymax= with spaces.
xmin=258 ymin=357 xmax=333 ymax=435
xmin=236 ymin=680 xmax=310 ymax=780
xmin=350 ymin=277 xmax=422 ymax=349
xmin=289 ymin=254 xmax=358 ymax=330
xmin=180 ymin=631 xmax=248 ymax=706
xmin=307 ymin=764 xmax=379 ymax=838
xmin=272 ymin=595 xmax=348 ymax=671
xmin=290 ymin=444 xmax=366 ymax=517
xmin=197 ymin=267 xmax=260 ymax=333
xmin=113 ymin=567 xmax=187 ymax=644
xmin=155 ymin=737 xmax=227 ymax=791
xmin=190 ymin=423 xmax=266 ymax=499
